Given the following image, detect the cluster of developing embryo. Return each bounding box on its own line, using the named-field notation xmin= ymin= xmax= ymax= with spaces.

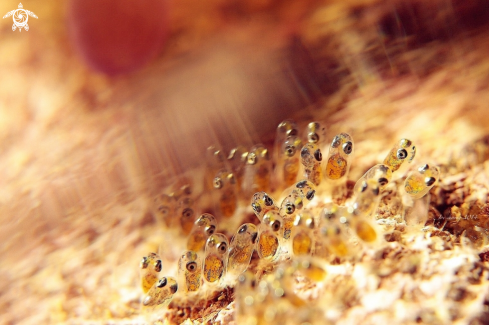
xmin=139 ymin=120 xmax=442 ymax=322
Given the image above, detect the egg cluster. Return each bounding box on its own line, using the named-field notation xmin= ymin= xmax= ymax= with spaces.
xmin=138 ymin=119 xmax=442 ymax=321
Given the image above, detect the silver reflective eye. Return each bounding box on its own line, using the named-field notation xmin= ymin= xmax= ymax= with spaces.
xmin=247 ymin=153 xmax=257 ymax=165
xmin=287 ymin=128 xmax=298 ymax=136
xmin=397 ymin=149 xmax=408 ymax=160
xmin=214 ymin=150 xmax=224 ymax=162
xmin=154 ymin=260 xmax=162 ymax=272
xmin=252 ymin=202 xmax=262 ymax=214
xmin=213 ymin=177 xmax=223 ymax=189
xmin=285 ymin=145 xmax=296 ymax=157
xmin=196 ymin=216 xmax=206 ymax=226
xmin=157 ymin=277 xmax=167 ymax=288
xmin=331 ymin=136 xmax=341 ymax=148
xmin=140 ymin=257 xmax=149 ymax=269
xmin=308 ymin=133 xmax=319 ymax=143
xmin=278 ymin=121 xmax=290 ymax=132
xmin=343 ymin=141 xmax=353 ymax=155
xmin=425 ymin=177 xmax=436 ymax=187
xmin=206 ymin=225 xmax=216 ymax=236
xmin=360 ymin=181 xmax=368 ymax=192
xmin=418 ymin=164 xmax=429 ymax=174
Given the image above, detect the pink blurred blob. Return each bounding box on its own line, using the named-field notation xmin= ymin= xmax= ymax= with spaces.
xmin=67 ymin=0 xmax=169 ymax=75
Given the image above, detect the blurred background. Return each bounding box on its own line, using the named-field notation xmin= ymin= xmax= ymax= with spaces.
xmin=1 ymin=0 xmax=489 ymax=323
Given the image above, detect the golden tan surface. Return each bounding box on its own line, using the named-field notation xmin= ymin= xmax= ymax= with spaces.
xmin=2 ymin=0 xmax=489 ymax=324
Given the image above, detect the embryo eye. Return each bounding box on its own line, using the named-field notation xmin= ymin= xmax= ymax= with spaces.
xmin=186 ymin=261 xmax=197 ymax=272
xmin=157 ymin=277 xmax=167 ymax=288
xmin=343 ymin=141 xmax=353 ymax=155
xmin=218 ymin=242 xmax=227 ymax=253
xmin=397 ymin=149 xmax=408 ymax=160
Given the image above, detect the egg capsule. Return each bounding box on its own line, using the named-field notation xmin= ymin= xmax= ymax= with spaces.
xmin=383 ymin=138 xmax=416 ymax=172
xmin=142 ymin=276 xmax=178 ymax=309
xmin=251 ymin=192 xmax=279 ymax=221
xmin=280 ymin=189 xmax=304 ymax=216
xmin=227 ymin=146 xmax=248 ymax=197
xmin=243 ymin=144 xmax=272 ymax=197
xmin=203 ymin=233 xmax=229 ymax=283
xmin=354 ymin=164 xmax=392 ymax=194
xmin=324 ymin=133 xmax=353 ymax=181
xmin=404 ymin=164 xmax=440 ymax=199
xmin=187 ymin=213 xmax=217 ymax=252
xmin=257 ymin=211 xmax=284 ymax=260
xmin=273 ymin=121 xmax=300 ymax=195
xmin=320 ymin=225 xmax=352 ymax=258
xmin=352 ymin=179 xmax=382 ymax=217
xmin=236 ymin=271 xmax=257 ymax=307
xmin=349 ymin=182 xmax=383 ymax=245
xmin=204 ymin=146 xmax=226 ymax=190
xmin=140 ymin=252 xmax=163 ymax=293
xmin=305 ymin=121 xmax=327 ymax=145
xmin=236 ymin=271 xmax=260 ymax=324
xmin=276 ymin=120 xmax=298 ymax=143
xmin=291 ymin=212 xmax=315 ymax=256
xmin=213 ymin=170 xmax=238 ymax=218
xmin=227 ymin=223 xmax=258 ymax=278
xmin=175 ymin=196 xmax=195 ymax=235
xmin=178 ymin=251 xmax=202 ymax=292
xmin=300 ymin=143 xmax=323 ymax=186
xmin=275 ymin=135 xmax=303 ymax=189
xmin=152 ymin=194 xmax=175 ymax=227
xmin=262 ymin=210 xmax=285 ymax=238
xmin=318 ymin=204 xmax=355 ymax=258
xmin=292 ymin=180 xmax=317 ymax=202
xmin=279 ymin=193 xmax=304 ymax=240
xmin=282 ymin=215 xmax=299 ymax=244
xmin=274 ymin=120 xmax=298 ymax=166
xmin=267 ymin=265 xmax=307 ymax=308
